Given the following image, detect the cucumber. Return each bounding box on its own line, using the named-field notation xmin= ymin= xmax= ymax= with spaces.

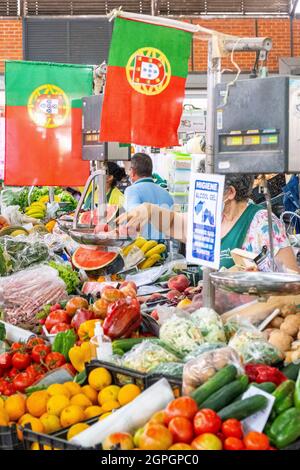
xmin=199 ymin=375 xmax=249 ymax=411
xmin=281 ymin=363 xmax=300 ymax=381
xmin=191 ymin=365 xmax=237 ymax=406
xmin=112 ymin=348 xmax=125 ymax=356
xmin=218 ymin=395 xmax=268 ymax=421
xmin=253 ymin=382 xmax=276 ymax=394
xmin=112 ymin=337 xmax=155 ymax=353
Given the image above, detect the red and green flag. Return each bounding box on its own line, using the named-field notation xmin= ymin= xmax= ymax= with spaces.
xmin=100 ymin=17 xmax=192 ymax=147
xmin=5 ymin=61 xmax=93 ymax=186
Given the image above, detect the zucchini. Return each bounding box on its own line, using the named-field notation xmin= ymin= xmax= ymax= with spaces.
xmin=191 ymin=365 xmax=237 ymax=406
xmin=253 ymin=382 xmax=276 ymax=394
xmin=112 ymin=337 xmax=155 ymax=353
xmin=218 ymin=395 xmax=268 ymax=421
xmin=199 ymin=375 xmax=249 ymax=411
xmin=281 ymin=363 xmax=300 ymax=381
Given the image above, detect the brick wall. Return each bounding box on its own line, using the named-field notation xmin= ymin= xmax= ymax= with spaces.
xmin=0 ymin=18 xmax=23 ymax=73
xmin=0 ymin=17 xmax=299 ymax=74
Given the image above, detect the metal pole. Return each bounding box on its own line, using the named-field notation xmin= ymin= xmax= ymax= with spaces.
xmin=203 ymin=39 xmax=221 ymax=309
xmin=262 ymin=176 xmax=276 ymax=272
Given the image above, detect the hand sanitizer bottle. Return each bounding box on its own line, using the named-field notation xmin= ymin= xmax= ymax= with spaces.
xmin=94 ymin=322 xmax=112 ymax=361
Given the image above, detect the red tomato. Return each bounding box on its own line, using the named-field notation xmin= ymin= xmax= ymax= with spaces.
xmin=0 ymin=378 xmax=7 ymax=394
xmin=191 ymin=433 xmax=223 ymax=450
xmin=164 ymin=397 xmax=198 ymax=424
xmin=168 ymin=417 xmax=194 ymax=444
xmin=33 ymin=373 xmax=45 ymax=383
xmin=222 ymin=419 xmax=243 ymax=439
xmin=45 ymin=352 xmax=66 ymax=370
xmin=224 ymin=437 xmax=245 ymax=451
xmin=45 ymin=310 xmax=70 ymax=332
xmin=11 ymin=342 xmax=23 ymax=352
xmin=244 ymin=432 xmax=270 ymax=451
xmin=2 ymin=381 xmax=16 ymax=396
xmin=26 ymin=364 xmax=46 ymax=381
xmin=11 ymin=352 xmax=31 ymax=370
xmin=7 ymin=367 xmax=20 ymax=379
xmin=50 ymin=323 xmax=71 ymax=334
xmin=0 ymin=352 xmax=12 ymax=370
xmin=31 ymin=344 xmax=51 ymax=363
xmin=26 ymin=337 xmax=45 ymax=349
xmin=193 ymin=409 xmax=222 ymax=436
xmin=216 ymin=432 xmax=226 ymax=443
xmin=13 ymin=372 xmax=33 ymax=392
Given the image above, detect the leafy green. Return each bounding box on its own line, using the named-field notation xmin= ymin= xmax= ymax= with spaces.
xmin=0 ymin=322 xmax=6 ymax=341
xmin=49 ymin=261 xmax=80 ymax=294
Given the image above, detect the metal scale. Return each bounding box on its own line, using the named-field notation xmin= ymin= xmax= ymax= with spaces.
xmin=204 ymin=40 xmax=300 ymax=301
xmin=58 ymin=64 xmax=131 ymax=250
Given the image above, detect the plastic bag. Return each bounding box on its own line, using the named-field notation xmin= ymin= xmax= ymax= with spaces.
xmin=1 ymin=205 xmax=38 ymax=226
xmin=191 ymin=308 xmax=226 ymax=343
xmin=0 ymin=265 xmax=67 ymax=327
xmin=159 ymin=315 xmax=204 ymax=356
xmin=182 ymin=346 xmax=244 ymax=395
xmin=184 ymin=342 xmax=227 ymax=362
xmin=224 ymin=316 xmax=257 ymax=341
xmin=228 ymin=326 xmax=283 ymax=365
xmin=155 ymin=306 xmax=189 ymax=326
xmin=122 ymin=340 xmax=180 ymax=373
xmin=148 ymin=362 xmax=184 ymax=378
xmin=0 ymin=235 xmax=50 ymax=275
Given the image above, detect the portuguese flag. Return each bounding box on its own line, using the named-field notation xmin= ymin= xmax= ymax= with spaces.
xmin=5 ymin=61 xmax=93 ymax=186
xmin=100 ymin=18 xmax=192 ymax=147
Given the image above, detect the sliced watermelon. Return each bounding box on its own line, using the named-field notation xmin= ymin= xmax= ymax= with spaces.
xmin=79 ymin=205 xmax=118 ymax=225
xmin=72 ymin=246 xmax=124 ymax=276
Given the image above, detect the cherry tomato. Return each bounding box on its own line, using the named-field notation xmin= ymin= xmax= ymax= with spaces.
xmin=2 ymin=381 xmax=16 ymax=396
xmin=26 ymin=337 xmax=45 ymax=350
xmin=168 ymin=417 xmax=194 ymax=444
xmin=45 ymin=352 xmax=66 ymax=370
xmin=13 ymin=372 xmax=33 ymax=392
xmin=33 ymin=373 xmax=45 ymax=383
xmin=31 ymin=344 xmax=51 ymax=363
xmin=244 ymin=432 xmax=270 ymax=451
xmin=164 ymin=397 xmax=198 ymax=424
xmin=45 ymin=310 xmax=70 ymax=332
xmin=50 ymin=323 xmax=71 ymax=334
xmin=11 ymin=352 xmax=31 ymax=370
xmin=7 ymin=367 xmax=20 ymax=379
xmin=193 ymin=409 xmax=222 ymax=436
xmin=0 ymin=352 xmax=12 ymax=370
xmin=26 ymin=364 xmax=46 ymax=381
xmin=0 ymin=378 xmax=7 ymax=394
xmin=11 ymin=342 xmax=23 ymax=352
xmin=222 ymin=419 xmax=243 ymax=439
xmin=224 ymin=437 xmax=245 ymax=450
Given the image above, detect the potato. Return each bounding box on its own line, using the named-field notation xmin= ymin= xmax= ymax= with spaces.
xmin=270 ymin=317 xmax=284 ymax=329
xmin=197 ymin=367 xmax=216 ymax=384
xmin=298 ymin=330 xmax=300 ymax=341
xmin=280 ymin=315 xmax=300 ymax=337
xmin=212 ymin=353 xmax=229 ymax=370
xmin=281 ymin=304 xmax=297 ymax=318
xmin=263 ymin=328 xmax=275 ymax=340
xmin=269 ymin=330 xmax=293 ymax=353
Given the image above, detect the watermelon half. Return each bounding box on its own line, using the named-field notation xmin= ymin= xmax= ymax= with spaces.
xmin=79 ymin=205 xmax=118 ymax=225
xmin=72 ymin=246 xmax=124 ymax=276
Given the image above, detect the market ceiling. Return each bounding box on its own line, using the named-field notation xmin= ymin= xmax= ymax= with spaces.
xmin=0 ymin=0 xmax=296 ymax=17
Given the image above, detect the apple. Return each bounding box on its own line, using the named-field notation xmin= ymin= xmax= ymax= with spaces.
xmin=151 ymin=309 xmax=159 ymax=320
xmin=101 ymin=287 xmax=125 ymax=303
xmin=167 ymin=275 xmax=190 ymax=292
xmin=93 ymin=298 xmax=109 ymax=319
xmin=166 ymin=290 xmax=181 ymax=301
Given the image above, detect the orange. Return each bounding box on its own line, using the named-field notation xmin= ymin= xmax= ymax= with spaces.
xmin=0 ymin=408 xmax=9 ymax=426
xmin=47 ymin=394 xmax=70 ymax=417
xmin=60 ymin=405 xmax=85 ymax=428
xmin=18 ymin=415 xmax=44 ymax=440
xmin=118 ymin=384 xmax=141 ymax=406
xmin=26 ymin=391 xmax=49 ymax=418
xmin=101 ymin=400 xmax=120 ymax=413
xmin=84 ymin=406 xmax=103 ymax=420
xmin=40 ymin=413 xmax=61 ymax=434
xmin=47 ymin=384 xmax=70 ymax=398
xmin=81 ymin=385 xmax=98 ymax=405
xmin=63 ymin=382 xmax=81 ymax=397
xmin=70 ymin=394 xmax=92 ymax=408
xmin=98 ymin=385 xmax=120 ymax=406
xmin=5 ymin=394 xmax=26 ymax=422
xmin=67 ymin=423 xmax=89 ymax=441
xmin=88 ymin=367 xmax=112 ymax=391
xmin=99 ymin=412 xmax=112 ymax=421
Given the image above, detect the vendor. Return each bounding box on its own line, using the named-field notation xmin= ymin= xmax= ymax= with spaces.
xmin=83 ymin=162 xmax=126 ymax=210
xmin=116 ymin=173 xmax=299 ymax=273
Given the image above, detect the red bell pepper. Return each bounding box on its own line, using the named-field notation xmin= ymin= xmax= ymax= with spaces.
xmin=103 ymin=298 xmax=142 ymax=339
xmin=245 ymin=364 xmax=287 ymax=386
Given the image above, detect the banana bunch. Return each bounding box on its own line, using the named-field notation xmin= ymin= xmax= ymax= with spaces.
xmin=25 ymin=201 xmax=47 ymax=220
xmin=122 ymin=237 xmax=166 ymax=270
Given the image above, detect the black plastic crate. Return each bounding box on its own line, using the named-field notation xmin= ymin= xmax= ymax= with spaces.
xmin=0 ymin=424 xmax=23 ymax=450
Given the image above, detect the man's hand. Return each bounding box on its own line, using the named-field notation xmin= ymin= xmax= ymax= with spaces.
xmin=115 ymin=203 xmax=150 ymax=238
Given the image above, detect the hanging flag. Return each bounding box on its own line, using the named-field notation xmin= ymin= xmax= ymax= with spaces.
xmin=100 ymin=17 xmax=192 ymax=147
xmin=5 ymin=61 xmax=93 ymax=186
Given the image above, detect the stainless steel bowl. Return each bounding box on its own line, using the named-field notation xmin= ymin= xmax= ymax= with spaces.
xmin=210 ymin=271 xmax=300 ymax=297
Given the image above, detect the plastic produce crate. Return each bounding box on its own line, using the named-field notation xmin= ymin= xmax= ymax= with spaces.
xmin=0 ymin=424 xmax=23 ymax=450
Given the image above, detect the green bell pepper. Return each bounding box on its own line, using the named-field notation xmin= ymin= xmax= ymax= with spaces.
xmin=294 ymin=369 xmax=300 ymax=410
xmin=52 ymin=329 xmax=77 ymax=361
xmin=273 ymin=380 xmax=295 ymax=415
xmin=270 ymin=408 xmax=300 ymax=449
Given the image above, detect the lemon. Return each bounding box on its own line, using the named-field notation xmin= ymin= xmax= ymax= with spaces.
xmin=47 ymin=384 xmax=71 ymax=398
xmin=101 ymin=400 xmax=120 ymax=413
xmin=99 ymin=412 xmax=112 ymax=421
xmin=63 ymin=382 xmax=82 ymax=397
xmin=47 ymin=395 xmax=70 ymax=417
xmin=60 ymin=406 xmax=85 ymax=428
xmin=84 ymin=406 xmax=103 ymax=420
xmin=67 ymin=423 xmax=89 ymax=441
xmin=118 ymin=384 xmax=141 ymax=406
xmin=70 ymin=394 xmax=92 ymax=409
xmin=98 ymin=385 xmax=121 ymax=406
xmin=40 ymin=413 xmax=61 ymax=434
xmin=88 ymin=367 xmax=112 ymax=391
xmin=81 ymin=385 xmax=98 ymax=405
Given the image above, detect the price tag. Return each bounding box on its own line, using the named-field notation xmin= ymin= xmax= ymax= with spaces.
xmin=241 ymin=385 xmax=275 ymax=434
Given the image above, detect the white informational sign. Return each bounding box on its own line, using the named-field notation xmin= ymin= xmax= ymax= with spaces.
xmin=241 ymin=386 xmax=275 ymax=434
xmin=186 ymin=172 xmax=225 ymax=269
